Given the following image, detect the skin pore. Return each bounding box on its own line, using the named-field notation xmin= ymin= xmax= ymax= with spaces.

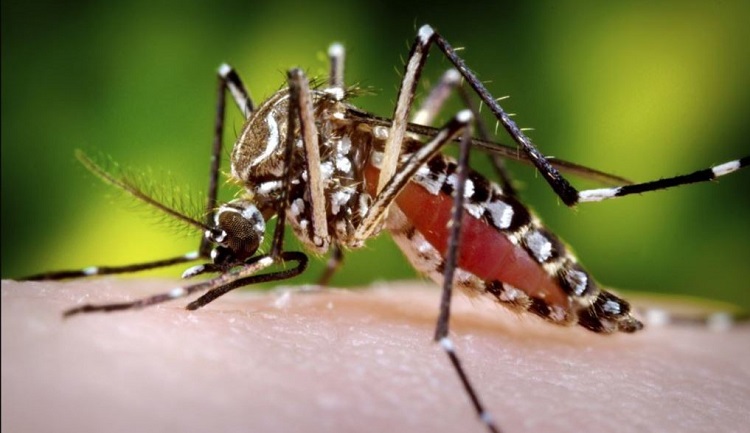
xmin=2 ymin=278 xmax=748 ymax=433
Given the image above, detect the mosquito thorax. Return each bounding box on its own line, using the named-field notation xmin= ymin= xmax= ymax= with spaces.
xmin=206 ymin=199 xmax=265 ymax=263
xmin=230 ymin=88 xmax=346 ymax=184
xmin=227 ymin=84 xmax=380 ymax=253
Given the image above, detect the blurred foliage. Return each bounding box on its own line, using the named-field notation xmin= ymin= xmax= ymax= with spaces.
xmin=2 ymin=0 xmax=749 ymax=309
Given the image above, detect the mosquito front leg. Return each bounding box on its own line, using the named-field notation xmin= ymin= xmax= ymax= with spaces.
xmin=185 ymin=251 xmax=308 ymax=310
xmin=21 ymin=253 xmax=201 ymax=281
xmin=63 ymin=252 xmax=307 ymax=317
xmin=200 ymin=64 xmax=254 ymax=257
xmin=19 ymin=149 xmax=217 ymax=281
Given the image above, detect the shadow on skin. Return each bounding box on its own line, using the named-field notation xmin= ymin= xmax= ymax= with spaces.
xmin=2 ymin=279 xmax=748 ymax=433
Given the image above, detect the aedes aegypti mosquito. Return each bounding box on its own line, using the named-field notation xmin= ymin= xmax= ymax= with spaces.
xmin=21 ymin=25 xmax=749 ymax=433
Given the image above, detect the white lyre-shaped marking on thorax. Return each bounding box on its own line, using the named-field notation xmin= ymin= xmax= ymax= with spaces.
xmin=250 ymin=113 xmax=280 ymax=166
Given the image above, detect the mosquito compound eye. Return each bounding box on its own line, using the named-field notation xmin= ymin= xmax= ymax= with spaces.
xmin=213 ymin=200 xmax=266 ymax=261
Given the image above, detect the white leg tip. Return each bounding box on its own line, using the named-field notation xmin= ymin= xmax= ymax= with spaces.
xmin=456 ymin=109 xmax=473 ymax=123
xmin=328 ymin=42 xmax=344 ymax=58
xmin=418 ymin=25 xmax=435 ymax=44
xmin=82 ymin=266 xmax=99 ymax=276
xmin=218 ymin=63 xmax=232 ymax=77
xmin=712 ymin=160 xmax=741 ymax=177
xmin=444 ymin=68 xmax=461 ymax=83
xmin=439 ymin=336 xmax=455 ymax=352
xmin=168 ymin=287 xmax=187 ymax=299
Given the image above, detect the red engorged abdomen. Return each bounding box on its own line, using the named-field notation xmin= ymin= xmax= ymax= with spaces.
xmin=364 ymin=164 xmax=569 ymax=309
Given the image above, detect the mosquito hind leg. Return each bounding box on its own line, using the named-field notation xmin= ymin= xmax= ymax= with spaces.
xmin=418 ymin=25 xmax=748 ymax=204
xmin=576 ymin=157 xmax=750 ymax=202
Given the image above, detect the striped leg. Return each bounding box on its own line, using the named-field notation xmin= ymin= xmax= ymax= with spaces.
xmin=21 ymin=253 xmax=201 ymax=281
xmin=63 ymin=251 xmax=308 ymax=317
xmin=353 ymin=105 xmax=500 ymax=431
xmin=367 ymin=27 xmax=502 ymax=432
xmin=436 ymin=125 xmax=500 ymax=433
xmin=200 ymin=64 xmax=253 ymax=256
xmin=370 ymin=25 xmax=749 ymax=433
xmin=576 ymin=157 xmax=750 ymax=202
xmin=414 ymin=25 xmax=748 ymax=205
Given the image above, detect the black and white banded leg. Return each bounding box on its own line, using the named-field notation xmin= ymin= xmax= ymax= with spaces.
xmin=576 ymin=157 xmax=750 ymax=202
xmin=362 ymin=28 xmax=503 ymax=432
xmin=407 ymin=25 xmax=748 ymax=206
xmin=411 ymin=61 xmax=514 ymax=433
xmin=436 ymin=125 xmax=500 ymax=433
xmin=200 ymin=63 xmax=254 ymax=257
xmin=353 ymin=101 xmax=499 ymax=430
xmin=63 ymin=252 xmax=308 ymax=317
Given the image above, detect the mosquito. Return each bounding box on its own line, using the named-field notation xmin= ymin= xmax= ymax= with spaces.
xmin=21 ymin=25 xmax=748 ymax=433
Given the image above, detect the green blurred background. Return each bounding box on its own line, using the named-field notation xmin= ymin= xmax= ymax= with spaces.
xmin=3 ymin=1 xmax=749 ymax=309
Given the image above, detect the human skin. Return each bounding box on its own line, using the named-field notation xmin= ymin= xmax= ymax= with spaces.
xmin=2 ymin=279 xmax=749 ymax=433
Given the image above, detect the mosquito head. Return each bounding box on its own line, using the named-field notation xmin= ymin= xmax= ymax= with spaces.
xmin=206 ymin=199 xmax=266 ymax=264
